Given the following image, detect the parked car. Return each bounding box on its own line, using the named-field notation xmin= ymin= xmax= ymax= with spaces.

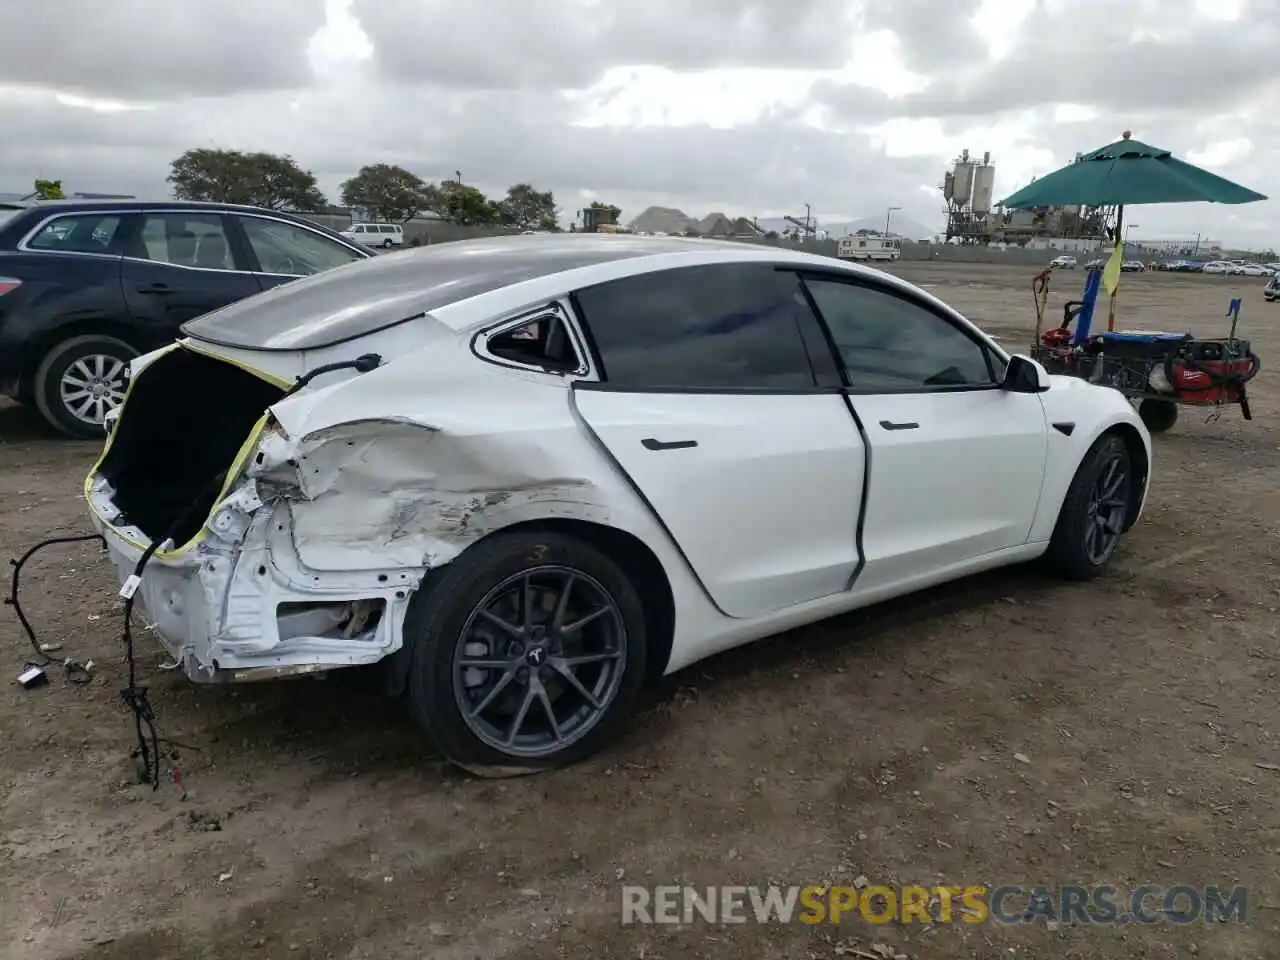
xmin=1048 ymin=255 xmax=1077 ymax=269
xmin=1265 ymin=274 xmax=1280 ymax=302
xmin=0 ymin=200 xmax=372 ymax=437
xmin=86 ymin=235 xmax=1153 ymax=775
xmin=1202 ymin=261 xmax=1235 ymax=275
xmin=1083 ymin=258 xmax=1104 ymax=269
xmin=340 ymin=222 xmax=405 ymax=249
xmin=1121 ymin=260 xmax=1146 ymax=272
xmin=1237 ymin=262 xmax=1272 ymax=277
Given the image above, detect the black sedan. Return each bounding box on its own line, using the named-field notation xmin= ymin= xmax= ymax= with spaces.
xmin=0 ymin=200 xmax=372 ymax=436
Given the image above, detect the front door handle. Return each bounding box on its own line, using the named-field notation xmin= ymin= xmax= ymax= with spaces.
xmin=879 ymin=420 xmax=919 ymax=431
xmin=641 ymin=438 xmax=698 ymax=451
xmin=136 ymin=283 xmax=174 ymax=296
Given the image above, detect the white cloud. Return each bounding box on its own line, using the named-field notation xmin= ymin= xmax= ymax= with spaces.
xmin=0 ymin=0 xmax=1274 ymax=246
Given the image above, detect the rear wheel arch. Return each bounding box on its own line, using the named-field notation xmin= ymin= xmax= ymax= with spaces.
xmin=384 ymin=517 xmax=676 ymax=696
xmin=20 ymin=317 xmax=146 ymax=401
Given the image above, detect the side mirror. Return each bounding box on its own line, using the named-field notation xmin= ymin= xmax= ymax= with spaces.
xmin=1002 ymin=353 xmax=1051 ymax=394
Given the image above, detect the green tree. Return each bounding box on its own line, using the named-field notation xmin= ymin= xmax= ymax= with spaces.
xmin=33 ymin=179 xmax=65 ymax=200
xmin=440 ymin=179 xmax=500 ymax=226
xmin=167 ymin=148 xmax=327 ymax=211
xmin=339 ymin=163 xmax=438 ymax=223
xmin=498 ymin=183 xmax=558 ymax=231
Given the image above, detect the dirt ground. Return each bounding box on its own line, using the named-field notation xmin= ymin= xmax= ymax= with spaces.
xmin=3 ymin=263 xmax=1279 ymax=960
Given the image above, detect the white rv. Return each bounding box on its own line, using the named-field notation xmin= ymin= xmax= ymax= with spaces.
xmin=836 ymin=234 xmax=901 ymax=262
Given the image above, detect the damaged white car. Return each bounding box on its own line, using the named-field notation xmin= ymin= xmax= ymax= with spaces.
xmin=85 ymin=235 xmax=1151 ymax=774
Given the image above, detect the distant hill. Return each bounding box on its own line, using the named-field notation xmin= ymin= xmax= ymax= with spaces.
xmin=627 ymin=205 xmax=939 ymax=239
xmin=628 ymin=206 xmax=698 ymax=234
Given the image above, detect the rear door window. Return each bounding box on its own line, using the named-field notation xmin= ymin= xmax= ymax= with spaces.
xmin=573 ymin=263 xmax=831 ymax=390
xmin=133 ymin=213 xmax=237 ymax=271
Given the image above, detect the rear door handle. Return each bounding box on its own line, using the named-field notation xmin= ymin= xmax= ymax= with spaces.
xmin=136 ymin=283 xmax=175 ymax=296
xmin=641 ymin=438 xmax=698 ymax=451
xmin=879 ymin=420 xmax=919 ymax=431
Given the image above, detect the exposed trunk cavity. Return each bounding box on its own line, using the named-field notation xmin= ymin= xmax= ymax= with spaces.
xmin=97 ymin=347 xmax=284 ymax=545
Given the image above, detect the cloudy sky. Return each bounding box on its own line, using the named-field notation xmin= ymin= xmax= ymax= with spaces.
xmin=1 ymin=0 xmax=1276 ymax=246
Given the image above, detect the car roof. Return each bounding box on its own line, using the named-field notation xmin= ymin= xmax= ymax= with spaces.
xmin=0 ymin=199 xmax=354 ymax=248
xmin=181 ymin=233 xmax=873 ymax=352
xmin=2 ymin=199 xmax=331 ymax=223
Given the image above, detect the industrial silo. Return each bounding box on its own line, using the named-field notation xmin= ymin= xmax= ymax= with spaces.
xmin=952 ymin=160 xmax=974 ymax=205
xmin=972 ymin=164 xmax=996 ymax=215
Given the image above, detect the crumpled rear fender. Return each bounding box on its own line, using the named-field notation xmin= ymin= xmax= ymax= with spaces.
xmin=248 ymin=417 xmax=625 ymax=574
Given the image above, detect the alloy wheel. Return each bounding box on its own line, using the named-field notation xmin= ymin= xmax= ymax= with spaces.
xmin=59 ymin=354 xmax=127 ymax=427
xmin=452 ymin=565 xmax=627 ymax=759
xmin=1083 ymin=452 xmax=1130 ymax=564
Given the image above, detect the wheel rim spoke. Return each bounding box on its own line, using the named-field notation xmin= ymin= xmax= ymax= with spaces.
xmin=521 ymin=574 xmax=534 ymax=631
xmin=504 ymin=684 xmax=539 ymax=745
xmin=60 ymin=353 xmax=129 ymax=424
xmin=476 ymin=608 xmax=521 ymax=638
xmin=551 ymin=573 xmax=575 ymax=630
xmin=452 ymin=564 xmax=627 ymax=759
xmin=468 ymin=668 xmax=516 ymax=718
xmin=562 ymin=606 xmax=609 ymax=634
xmin=551 ymin=659 xmax=603 ymax=709
xmin=1083 ymin=453 xmax=1129 ymax=563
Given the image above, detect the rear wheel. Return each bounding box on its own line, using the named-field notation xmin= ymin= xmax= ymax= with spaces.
xmin=1138 ymin=398 xmax=1178 ymax=433
xmin=1045 ymin=433 xmax=1133 ymax=580
xmin=382 ymin=238 xmax=394 ymax=249
xmin=33 ymin=334 xmax=137 ymax=439
xmin=405 ymin=531 xmax=648 ymax=776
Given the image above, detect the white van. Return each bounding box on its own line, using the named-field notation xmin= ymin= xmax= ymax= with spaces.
xmin=340 ymin=222 xmax=405 ymax=249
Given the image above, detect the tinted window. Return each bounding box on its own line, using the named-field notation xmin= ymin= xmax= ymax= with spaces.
xmin=136 ymin=213 xmax=234 ymax=270
xmin=240 ymin=217 xmax=365 ymax=276
xmin=574 ymin=264 xmax=819 ymax=389
xmin=26 ymin=214 xmax=122 ymax=254
xmin=803 ymin=278 xmax=996 ymax=391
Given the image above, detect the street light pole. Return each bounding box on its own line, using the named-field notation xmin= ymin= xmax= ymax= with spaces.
xmin=885 ymin=206 xmax=901 ymax=237
xmin=1124 ymin=223 xmax=1140 ymax=253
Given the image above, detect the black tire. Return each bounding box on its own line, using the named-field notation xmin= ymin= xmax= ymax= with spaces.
xmin=1045 ymin=433 xmax=1133 ymax=581
xmin=404 ymin=531 xmax=648 ymax=777
xmin=1138 ymin=398 xmax=1178 ymax=434
xmin=33 ymin=334 xmax=138 ymax=439
xmin=382 ymin=239 xmax=393 ymax=249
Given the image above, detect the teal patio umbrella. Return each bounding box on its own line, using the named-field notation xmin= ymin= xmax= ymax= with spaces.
xmin=1000 ymin=132 xmax=1267 ymax=208
xmin=1000 ymin=131 xmax=1268 ymax=330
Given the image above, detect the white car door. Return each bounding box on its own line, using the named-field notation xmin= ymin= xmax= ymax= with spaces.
xmin=570 ymin=262 xmax=866 ymax=620
xmin=801 ymin=275 xmax=1050 ymax=594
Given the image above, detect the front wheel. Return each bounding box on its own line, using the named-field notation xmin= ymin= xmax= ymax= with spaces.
xmin=382 ymin=239 xmax=394 ymax=249
xmin=33 ymin=334 xmax=137 ymax=439
xmin=1045 ymin=433 xmax=1133 ymax=580
xmin=404 ymin=531 xmax=648 ymax=776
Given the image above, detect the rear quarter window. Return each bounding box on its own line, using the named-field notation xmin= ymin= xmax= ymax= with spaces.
xmin=24 ymin=213 xmax=123 ymax=254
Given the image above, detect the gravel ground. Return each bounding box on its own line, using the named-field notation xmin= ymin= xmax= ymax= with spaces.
xmin=2 ymin=262 xmax=1278 ymax=960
